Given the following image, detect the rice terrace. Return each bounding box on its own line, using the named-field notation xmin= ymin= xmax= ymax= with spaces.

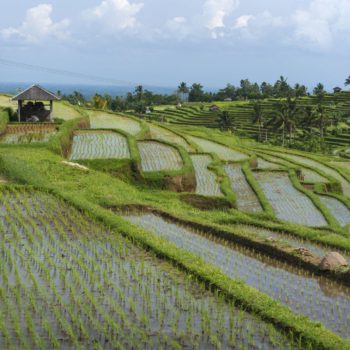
xmin=1 ymin=1 xmax=350 ymax=347
xmin=0 ymin=79 xmax=349 ymax=350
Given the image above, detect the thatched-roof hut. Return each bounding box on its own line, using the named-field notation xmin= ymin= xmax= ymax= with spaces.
xmin=12 ymin=84 xmax=60 ymax=122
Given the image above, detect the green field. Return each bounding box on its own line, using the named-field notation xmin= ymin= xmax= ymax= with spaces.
xmin=0 ymin=97 xmax=349 ymax=349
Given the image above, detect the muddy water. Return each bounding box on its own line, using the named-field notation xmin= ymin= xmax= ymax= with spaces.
xmin=124 ymin=213 xmax=350 ymax=339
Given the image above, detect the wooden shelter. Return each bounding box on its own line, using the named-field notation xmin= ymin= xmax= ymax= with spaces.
xmin=12 ymin=84 xmax=60 ymax=122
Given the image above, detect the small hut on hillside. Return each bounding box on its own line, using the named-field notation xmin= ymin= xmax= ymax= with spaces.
xmin=12 ymin=84 xmax=60 ymax=122
xmin=209 ymin=104 xmax=220 ymax=112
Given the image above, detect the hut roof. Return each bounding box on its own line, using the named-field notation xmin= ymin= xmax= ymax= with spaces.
xmin=12 ymin=84 xmax=60 ymax=101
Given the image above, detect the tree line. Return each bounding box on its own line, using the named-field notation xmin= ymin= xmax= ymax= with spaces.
xmin=62 ymin=75 xmax=350 ymax=111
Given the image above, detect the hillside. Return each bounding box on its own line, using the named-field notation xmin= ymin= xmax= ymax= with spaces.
xmin=0 ymin=96 xmax=349 ymax=349
xmin=148 ymin=92 xmax=350 ymax=152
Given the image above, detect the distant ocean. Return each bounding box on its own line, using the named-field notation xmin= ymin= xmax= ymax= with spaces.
xmin=0 ymin=82 xmax=176 ymax=98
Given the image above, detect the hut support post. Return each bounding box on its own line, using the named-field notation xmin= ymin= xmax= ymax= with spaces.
xmin=18 ymin=100 xmax=22 ymax=122
xmin=49 ymin=100 xmax=53 ymax=121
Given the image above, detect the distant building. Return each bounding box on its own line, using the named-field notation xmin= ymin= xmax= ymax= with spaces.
xmin=224 ymin=98 xmax=232 ymax=102
xmin=12 ymin=84 xmax=60 ymax=122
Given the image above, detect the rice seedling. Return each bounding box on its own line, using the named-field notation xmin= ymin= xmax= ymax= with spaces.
xmin=254 ymin=172 xmax=328 ymax=227
xmin=69 ymin=130 xmax=130 ymax=160
xmin=224 ymin=164 xmax=262 ymax=212
xmin=138 ymin=141 xmax=183 ymax=172
xmin=124 ymin=213 xmax=350 ymax=339
xmin=191 ymin=154 xmax=222 ymax=196
xmin=0 ymin=188 xmax=304 ymax=349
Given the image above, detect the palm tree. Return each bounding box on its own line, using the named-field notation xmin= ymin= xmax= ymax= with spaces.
xmin=252 ymin=101 xmax=265 ymax=141
xmin=267 ymin=98 xmax=298 ymax=146
xmin=134 ymin=85 xmax=144 ymax=101
xmin=345 ymin=75 xmax=350 ymax=87
xmin=177 ymin=82 xmax=189 ymax=102
xmin=218 ymin=111 xmax=234 ymax=131
xmin=312 ymin=104 xmax=330 ymax=139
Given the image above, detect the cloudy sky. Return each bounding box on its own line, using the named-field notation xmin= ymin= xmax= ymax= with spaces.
xmin=0 ymin=0 xmax=350 ymax=89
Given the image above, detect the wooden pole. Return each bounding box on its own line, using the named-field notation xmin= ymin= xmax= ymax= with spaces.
xmin=50 ymin=100 xmax=53 ymax=121
xmin=18 ymin=100 xmax=22 ymax=122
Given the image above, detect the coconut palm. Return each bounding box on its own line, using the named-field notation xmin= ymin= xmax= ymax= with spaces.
xmin=267 ymin=98 xmax=299 ymax=146
xmin=311 ymin=104 xmax=331 ymax=139
xmin=218 ymin=111 xmax=234 ymax=131
xmin=134 ymin=85 xmax=144 ymax=101
xmin=345 ymin=75 xmax=350 ymax=87
xmin=177 ymin=82 xmax=189 ymax=102
xmin=252 ymin=101 xmax=265 ymax=141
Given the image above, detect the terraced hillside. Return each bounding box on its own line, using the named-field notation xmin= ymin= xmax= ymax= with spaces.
xmin=0 ymin=99 xmax=349 ymax=349
xmin=149 ymin=93 xmax=350 ymax=151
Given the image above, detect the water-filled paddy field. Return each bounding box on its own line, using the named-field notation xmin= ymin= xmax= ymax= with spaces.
xmin=0 ymin=188 xmax=304 ymax=349
xmin=318 ymin=195 xmax=350 ymax=227
xmin=69 ymin=131 xmax=130 ymax=160
xmin=254 ymin=172 xmax=327 ymax=227
xmin=124 ymin=213 xmax=350 ymax=339
xmin=148 ymin=124 xmax=193 ymax=152
xmin=267 ymin=152 xmax=350 ymax=196
xmin=191 ymin=155 xmax=222 ymax=196
xmin=188 ymin=136 xmax=248 ymax=161
xmin=234 ymin=224 xmax=350 ymax=261
xmin=88 ymin=110 xmax=141 ymax=136
xmin=138 ymin=141 xmax=183 ymax=172
xmin=224 ymin=164 xmax=262 ymax=212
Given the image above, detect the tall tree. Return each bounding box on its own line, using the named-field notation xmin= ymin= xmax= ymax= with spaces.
xmin=313 ymin=83 xmax=326 ymax=99
xmin=267 ymin=98 xmax=298 ymax=146
xmin=177 ymin=82 xmax=189 ymax=101
xmin=218 ymin=111 xmax=234 ymax=131
xmin=188 ymin=83 xmax=204 ymax=102
xmin=311 ymin=104 xmax=330 ymax=139
xmin=274 ymin=76 xmax=291 ymax=97
xmin=345 ymin=75 xmax=350 ymax=87
xmin=252 ymin=101 xmax=265 ymax=141
xmin=134 ymin=85 xmax=144 ymax=101
xmin=294 ymin=83 xmax=308 ymax=97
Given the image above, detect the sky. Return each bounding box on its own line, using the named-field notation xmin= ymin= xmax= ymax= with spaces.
xmin=0 ymin=0 xmax=350 ymax=91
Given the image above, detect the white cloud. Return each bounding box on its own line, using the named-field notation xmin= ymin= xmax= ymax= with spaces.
xmin=234 ymin=15 xmax=254 ymax=29
xmin=83 ymin=0 xmax=144 ymax=32
xmin=1 ymin=4 xmax=70 ymax=43
xmin=292 ymin=0 xmax=350 ymax=49
xmin=202 ymin=0 xmax=239 ymax=31
xmin=166 ymin=17 xmax=190 ymax=40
